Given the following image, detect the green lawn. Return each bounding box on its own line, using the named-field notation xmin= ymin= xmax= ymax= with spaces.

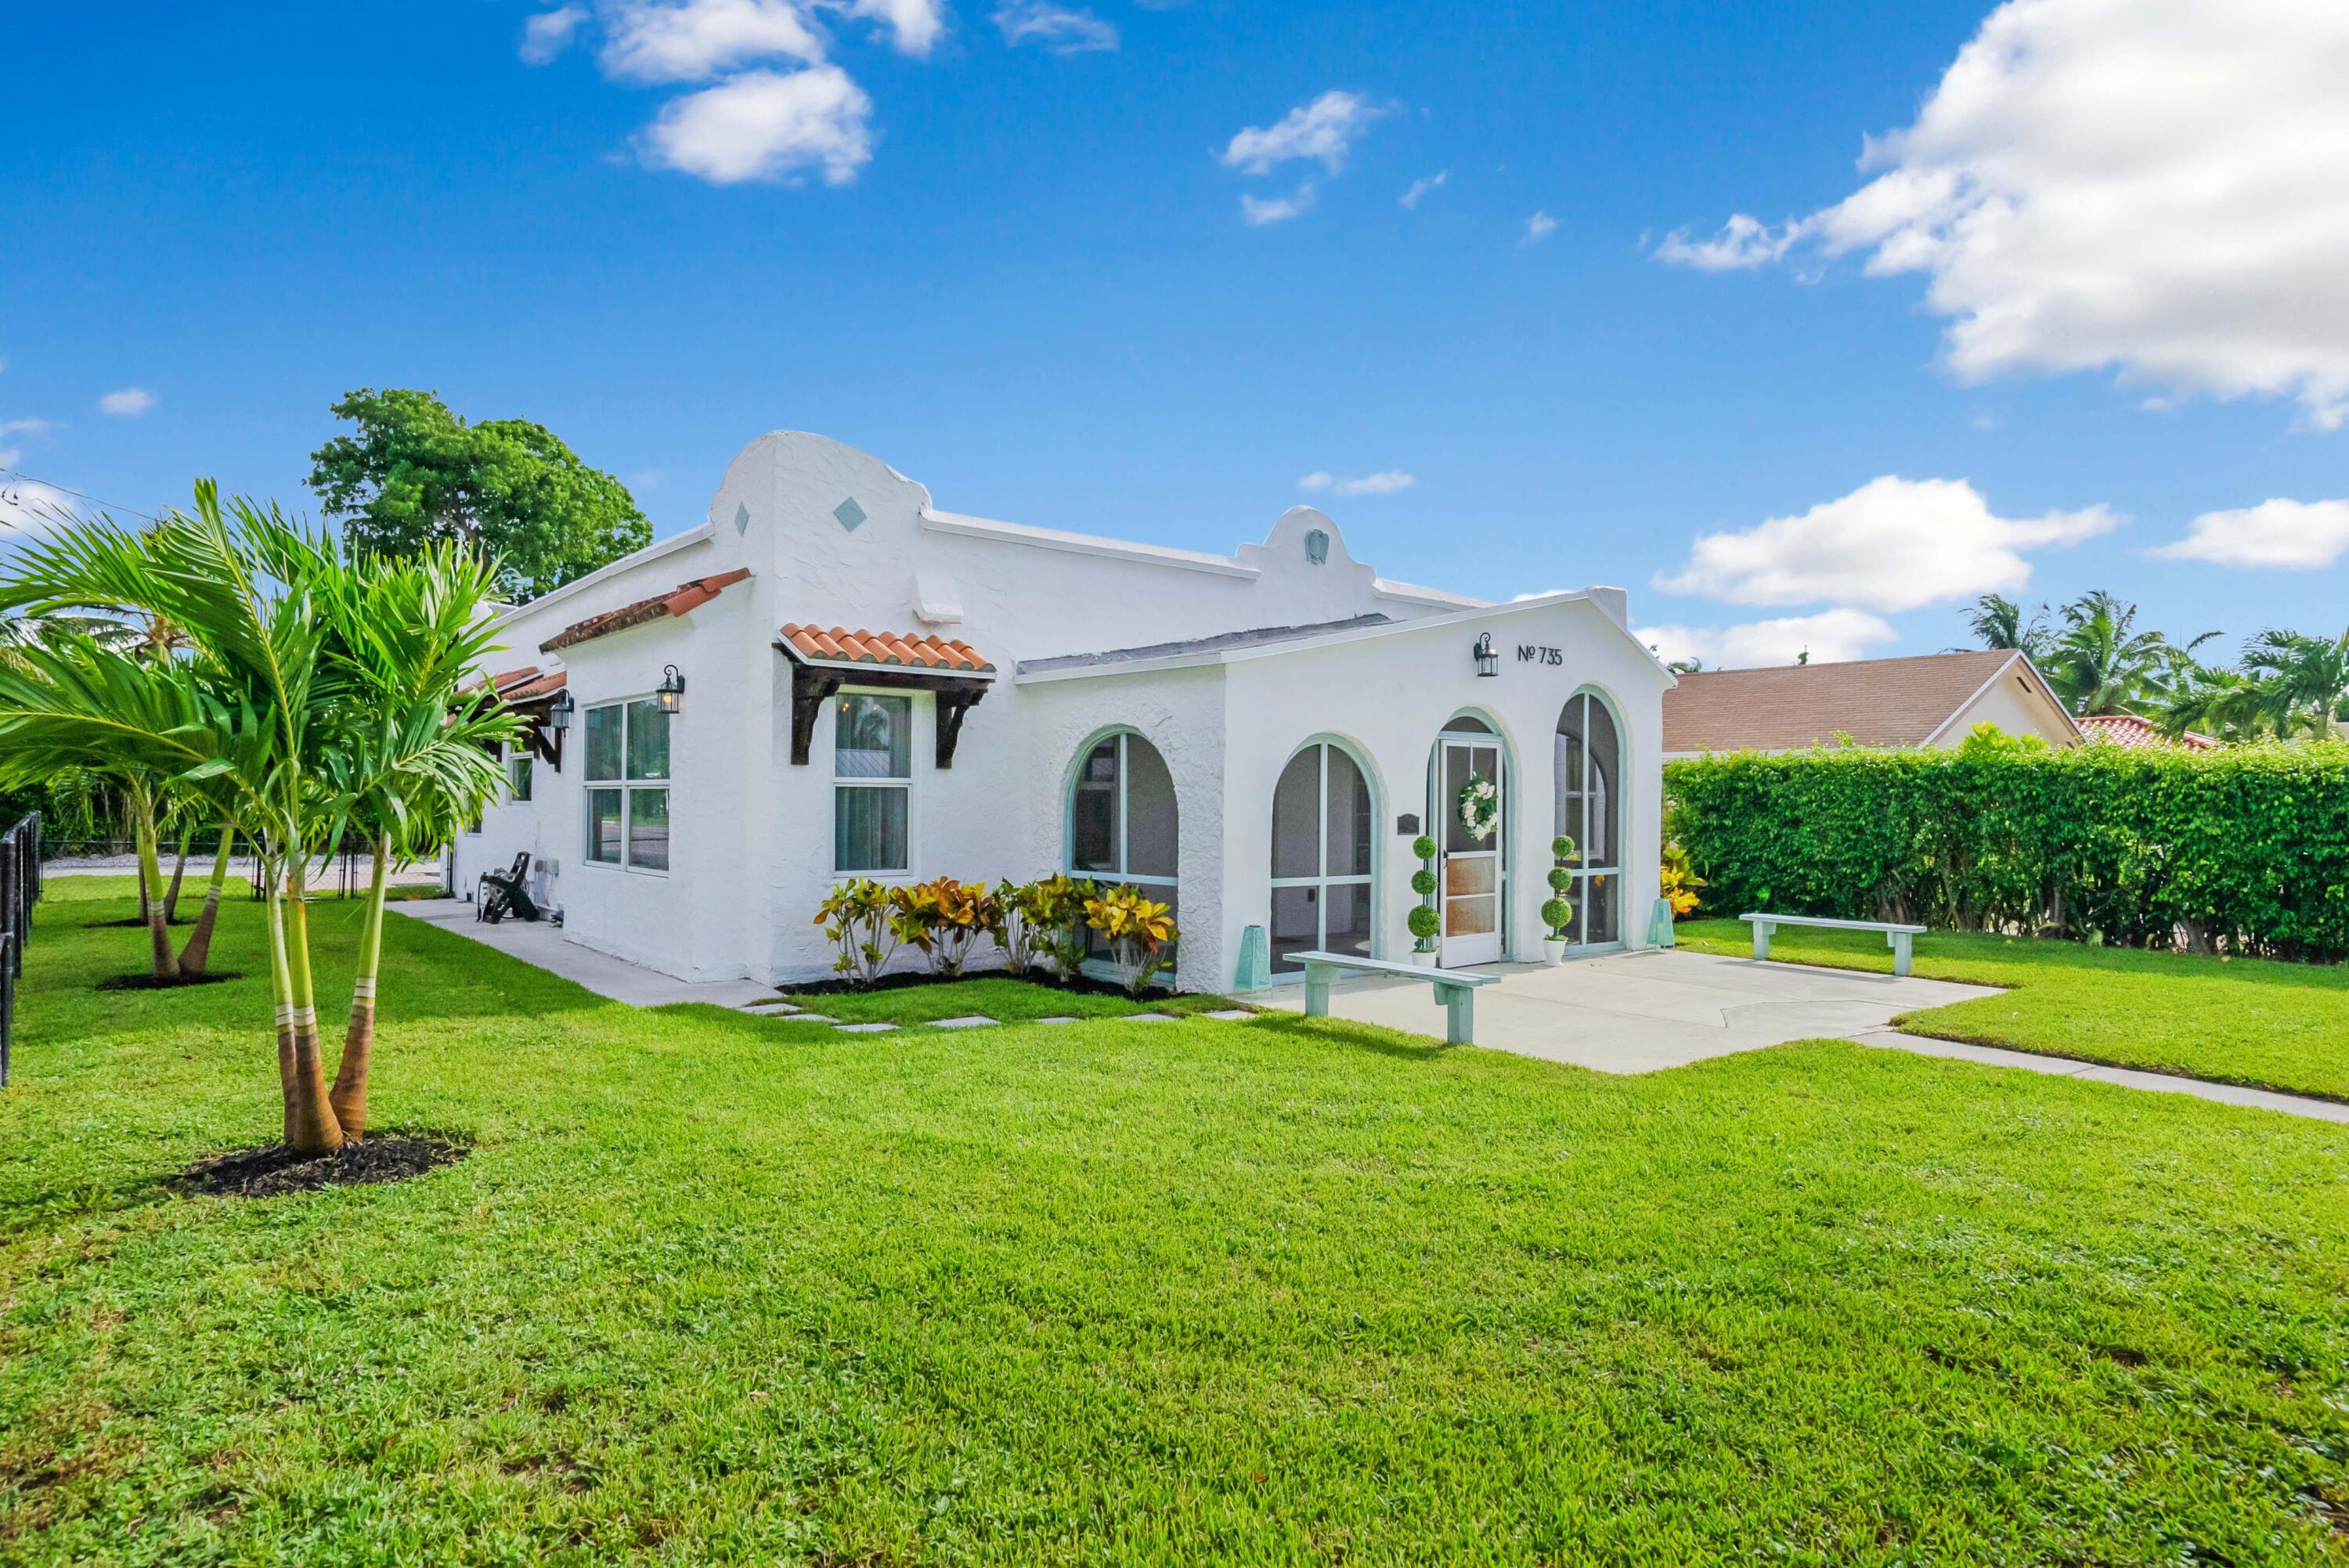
xmin=1676 ymin=917 xmax=2349 ymax=1101
xmin=776 ymin=976 xmax=1243 ymax=1026
xmin=6 ymin=883 xmax=2349 ymax=1563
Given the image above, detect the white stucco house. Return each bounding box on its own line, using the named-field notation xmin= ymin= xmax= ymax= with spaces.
xmin=449 ymin=431 xmax=1674 ymax=993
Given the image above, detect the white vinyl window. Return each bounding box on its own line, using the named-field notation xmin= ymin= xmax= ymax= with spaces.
xmin=583 ymin=698 xmax=671 ymax=872
xmin=509 ymin=745 xmax=533 ymax=804
xmin=834 ymin=694 xmax=911 ymax=874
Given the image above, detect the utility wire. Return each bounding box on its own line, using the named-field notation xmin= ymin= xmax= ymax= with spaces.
xmin=0 ymin=465 xmax=165 ymax=523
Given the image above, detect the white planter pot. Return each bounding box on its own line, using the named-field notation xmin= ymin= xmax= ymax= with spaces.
xmin=1541 ymin=939 xmax=1568 ymax=967
xmin=1409 ymin=948 xmax=1438 ymax=968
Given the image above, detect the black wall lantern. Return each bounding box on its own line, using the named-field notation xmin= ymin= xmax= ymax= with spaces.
xmin=546 ymin=690 xmax=575 ymax=730
xmin=1472 ymin=633 xmax=1500 ymax=677
xmin=655 ymin=665 xmax=687 ymax=716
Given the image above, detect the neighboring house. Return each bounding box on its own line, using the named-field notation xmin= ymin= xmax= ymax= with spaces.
xmin=450 ymin=431 xmax=1674 ymax=992
xmin=1661 ymin=649 xmax=2081 ymax=760
xmin=2075 ymin=713 xmax=2217 ymax=751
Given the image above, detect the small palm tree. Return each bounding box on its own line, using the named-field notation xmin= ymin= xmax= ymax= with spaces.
xmin=2041 ymin=591 xmax=2206 ymax=717
xmin=2243 ymin=627 xmax=2349 ymax=740
xmin=1964 ymin=593 xmax=2051 ymax=661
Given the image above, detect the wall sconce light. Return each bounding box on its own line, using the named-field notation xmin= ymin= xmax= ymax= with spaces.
xmin=656 ymin=665 xmax=687 ymax=716
xmin=1472 ymin=633 xmax=1499 ymax=677
xmin=546 ymin=690 xmax=574 ymax=730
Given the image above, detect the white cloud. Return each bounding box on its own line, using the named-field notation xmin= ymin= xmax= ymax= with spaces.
xmin=1521 ymin=210 xmax=1557 ymax=244
xmin=0 ymin=449 xmax=19 ymax=471
xmin=521 ymin=5 xmax=591 ymax=63
xmin=0 ymin=418 xmax=55 ymax=438
xmin=1652 ymin=211 xmax=1797 ymax=271
xmin=97 ymin=387 xmax=154 ymax=416
xmin=1240 ymin=185 xmax=1313 ymax=225
xmin=826 ymin=0 xmax=945 ymax=56
xmin=1399 ymin=169 xmax=1447 ymax=209
xmin=637 ymin=65 xmax=873 ymax=184
xmin=1657 ymin=0 xmax=2349 ymax=427
xmin=1298 ymin=469 xmax=1414 ymax=497
xmin=1636 ymin=609 xmax=1900 ymax=670
xmin=992 ymin=1 xmax=1116 ymax=52
xmin=1656 ymin=475 xmax=2116 ymax=615
xmin=2152 ymin=497 xmax=2349 ymax=570
xmin=598 ymin=0 xmax=826 ymax=81
xmin=1221 ymin=90 xmax=1381 ymax=175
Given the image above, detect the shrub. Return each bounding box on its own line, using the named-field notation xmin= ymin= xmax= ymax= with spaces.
xmin=814 ymin=878 xmax=900 ymax=986
xmin=1660 ymin=842 xmax=1705 ymax=918
xmin=1407 ymin=903 xmax=1440 ymax=943
xmin=890 ymin=878 xmax=994 ymax=977
xmin=1665 ymin=741 xmax=2349 ymax=959
xmin=1409 ymin=834 xmax=1440 ymax=952
xmin=1027 ymin=873 xmax=1100 ymax=982
xmin=990 ymin=878 xmax=1054 ymax=975
xmin=1084 ymin=884 xmax=1178 ymax=995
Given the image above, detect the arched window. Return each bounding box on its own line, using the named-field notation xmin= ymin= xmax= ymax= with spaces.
xmin=1069 ymin=730 xmax=1179 ymax=923
xmin=1553 ymin=690 xmax=1622 ymax=946
xmin=1270 ymin=741 xmax=1375 ymax=971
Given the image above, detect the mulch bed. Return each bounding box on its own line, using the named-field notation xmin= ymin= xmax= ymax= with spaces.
xmin=783 ymin=968 xmax=1171 ymax=1000
xmin=96 ymin=971 xmax=241 ymax=992
xmin=175 ymin=1134 xmax=468 ymax=1198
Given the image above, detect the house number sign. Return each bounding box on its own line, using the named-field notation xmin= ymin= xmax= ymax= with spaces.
xmin=1516 ymin=644 xmax=1564 ymax=666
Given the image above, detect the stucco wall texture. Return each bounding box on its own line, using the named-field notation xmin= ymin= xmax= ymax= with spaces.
xmin=452 ymin=431 xmax=1673 ymax=993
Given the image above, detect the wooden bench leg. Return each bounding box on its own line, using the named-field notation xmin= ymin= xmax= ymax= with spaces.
xmin=1304 ymin=963 xmax=1330 ymax=1018
xmin=1752 ymin=921 xmax=1772 ymax=962
xmin=1438 ymin=983 xmax=1472 ymax=1045
xmin=1890 ymin=932 xmax=1912 ymax=978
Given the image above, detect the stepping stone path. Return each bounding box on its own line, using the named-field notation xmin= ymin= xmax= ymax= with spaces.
xmin=1126 ymin=1012 xmax=1178 ymax=1022
xmin=1035 ymin=1016 xmax=1079 ymax=1025
xmin=932 ymin=1015 xmax=998 ymax=1029
xmin=1200 ymin=1008 xmax=1254 ymax=1021
xmin=835 ymin=1022 xmax=897 ymax=1033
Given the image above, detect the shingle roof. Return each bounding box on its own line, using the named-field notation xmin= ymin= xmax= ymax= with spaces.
xmin=538 ymin=568 xmax=752 ymax=653
xmin=2077 ymin=713 xmax=2217 ymax=751
xmin=778 ymin=623 xmax=994 ymax=675
xmin=1662 ymin=649 xmax=2052 ymax=753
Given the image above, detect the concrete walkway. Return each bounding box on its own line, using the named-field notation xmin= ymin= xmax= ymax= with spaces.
xmin=1255 ymin=947 xmax=2349 ymax=1123
xmin=389 ymin=898 xmax=778 ymax=1008
xmin=1257 ymin=948 xmax=1999 ymax=1072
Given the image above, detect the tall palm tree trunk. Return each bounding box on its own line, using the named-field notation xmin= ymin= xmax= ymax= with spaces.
xmin=330 ymin=837 xmax=389 ymax=1140
xmin=129 ymin=782 xmax=181 ymax=980
xmin=179 ymin=825 xmax=235 ymax=975
xmin=275 ymin=865 xmax=342 ymax=1154
xmin=162 ymin=821 xmax=193 ymax=925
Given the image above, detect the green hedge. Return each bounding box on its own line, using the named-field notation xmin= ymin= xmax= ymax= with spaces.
xmin=1664 ymin=743 xmax=2349 ymax=961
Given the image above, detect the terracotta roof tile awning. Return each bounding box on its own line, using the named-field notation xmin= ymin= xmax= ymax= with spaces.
xmin=539 ymin=568 xmax=752 ymax=654
xmin=1662 ymin=649 xmax=2060 ymax=754
xmin=2077 ymin=713 xmax=2217 ymax=751
xmin=778 ymin=623 xmax=995 ymax=676
xmin=500 ymin=669 xmax=568 ymax=705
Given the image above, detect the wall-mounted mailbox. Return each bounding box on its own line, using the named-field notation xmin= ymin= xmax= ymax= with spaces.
xmin=1396 ymin=813 xmax=1421 ymax=835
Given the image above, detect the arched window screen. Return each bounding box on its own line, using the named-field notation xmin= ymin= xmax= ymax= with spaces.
xmin=1553 ymin=690 xmax=1622 ymax=946
xmin=1270 ymin=742 xmax=1374 ymax=971
xmin=1070 ymin=732 xmax=1179 ymax=935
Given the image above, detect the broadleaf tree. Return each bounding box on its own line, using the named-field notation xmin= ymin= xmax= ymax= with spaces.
xmin=307 ymin=387 xmax=650 ymax=604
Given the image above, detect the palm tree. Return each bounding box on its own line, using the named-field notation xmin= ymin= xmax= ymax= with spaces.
xmin=2160 ymin=665 xmax=2268 ymax=744
xmin=2 ymin=484 xmax=354 ymax=1149
xmin=313 ymin=542 xmax=514 ymax=1139
xmin=1964 ymin=593 xmax=2051 ymax=661
xmin=2243 ymin=628 xmax=2349 ymax=740
xmin=2040 ymin=591 xmax=2206 ymax=716
xmin=0 ymin=636 xmax=217 ymax=980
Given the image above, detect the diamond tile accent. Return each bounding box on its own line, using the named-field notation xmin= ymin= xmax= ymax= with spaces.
xmin=734 ymin=502 xmax=751 ymax=535
xmin=833 ymin=496 xmax=867 ymax=532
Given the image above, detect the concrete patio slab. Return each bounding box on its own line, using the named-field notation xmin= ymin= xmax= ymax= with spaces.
xmin=1254 ymin=948 xmax=1998 ymax=1072
xmin=390 ymin=899 xmax=781 ymax=1009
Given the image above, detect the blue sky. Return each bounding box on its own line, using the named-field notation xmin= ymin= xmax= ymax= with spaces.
xmin=5 ymin=0 xmax=2344 ymax=665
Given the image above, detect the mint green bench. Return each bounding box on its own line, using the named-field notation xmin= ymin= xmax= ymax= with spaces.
xmin=1741 ymin=913 xmax=1927 ymax=977
xmin=1287 ymin=950 xmax=1500 ymax=1045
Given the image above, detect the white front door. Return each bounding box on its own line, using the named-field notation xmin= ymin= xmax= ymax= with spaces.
xmin=1437 ymin=734 xmax=1504 ymax=966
